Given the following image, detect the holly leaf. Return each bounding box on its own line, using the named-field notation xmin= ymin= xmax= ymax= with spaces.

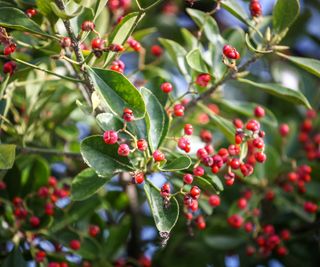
xmin=88 ymin=68 xmax=146 ymax=119
xmin=273 ymin=0 xmax=300 ymax=33
xmin=96 ymin=112 xmax=123 ymax=131
xmin=144 ymin=182 xmax=179 ymax=234
xmin=160 ymin=156 xmax=192 ymax=172
xmin=71 ymin=168 xmax=109 ymax=201
xmin=80 ymin=135 xmax=134 ymax=177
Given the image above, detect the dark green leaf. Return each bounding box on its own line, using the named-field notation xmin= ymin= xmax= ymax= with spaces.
xmin=80 ymin=135 xmax=134 ymax=177
xmin=160 ymin=156 xmax=192 ymax=172
xmin=71 ymin=168 xmax=108 ymax=201
xmin=141 ymin=87 xmax=168 ymax=151
xmin=2 ymin=247 xmax=27 ymax=267
xmin=194 ymin=176 xmax=217 ymax=194
xmin=205 ymin=235 xmax=245 ymax=250
xmin=181 ymin=28 xmax=198 ymax=51
xmin=186 ymin=49 xmax=209 ymax=73
xmin=204 ymin=174 xmax=224 ymax=192
xmin=144 ymin=181 xmax=179 ymax=233
xmin=273 ymin=0 xmax=300 ymax=33
xmin=277 ymin=52 xmax=320 ymax=78
xmin=237 ymin=78 xmax=311 ymax=109
xmin=104 ymin=12 xmax=143 ymax=66
xmin=96 ymin=112 xmax=123 ymax=131
xmin=0 ymin=7 xmax=50 ymax=38
xmin=220 ymin=0 xmax=249 ymax=25
xmin=88 ymin=67 xmax=146 ymax=119
xmin=0 ymin=144 xmax=15 ymax=170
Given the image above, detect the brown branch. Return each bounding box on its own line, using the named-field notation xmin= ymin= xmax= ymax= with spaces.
xmin=54 ymin=0 xmax=95 ymax=103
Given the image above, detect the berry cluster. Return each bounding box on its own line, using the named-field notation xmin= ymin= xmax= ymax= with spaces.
xmin=0 ymin=27 xmax=16 ymax=56
xmin=249 ymin=0 xmax=262 ymax=18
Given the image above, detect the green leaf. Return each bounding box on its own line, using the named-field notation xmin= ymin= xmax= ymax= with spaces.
xmin=277 ymin=52 xmax=320 ymax=78
xmin=104 ymin=12 xmax=143 ymax=66
xmin=159 ymin=38 xmax=190 ymax=80
xmin=220 ymin=0 xmax=249 ymax=25
xmin=273 ymin=0 xmax=300 ymax=33
xmin=0 ymin=7 xmax=50 ymax=38
xmin=80 ymin=135 xmax=134 ymax=177
xmin=0 ymin=144 xmax=16 ymax=170
xmin=186 ymin=8 xmax=222 ymax=44
xmin=194 ymin=176 xmax=217 ymax=194
xmin=140 ymin=87 xmax=168 ymax=151
xmin=2 ymin=247 xmax=27 ymax=267
xmin=204 ymin=174 xmax=224 ymax=192
xmin=186 ymin=49 xmax=209 ymax=73
xmin=216 ymin=99 xmax=278 ymax=127
xmin=224 ymin=27 xmax=246 ymax=56
xmin=88 ymin=68 xmax=146 ymax=119
xmin=237 ymin=78 xmax=311 ymax=109
xmin=198 ymin=103 xmax=235 ymax=143
xmin=181 ymin=28 xmax=198 ymax=51
xmin=96 ymin=112 xmax=123 ymax=131
xmin=71 ymin=168 xmax=108 ymax=201
xmin=144 ymin=182 xmax=179 ymax=233
xmin=160 ymin=156 xmax=192 ymax=172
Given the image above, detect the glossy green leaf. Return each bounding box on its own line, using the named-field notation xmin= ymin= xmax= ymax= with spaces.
xmin=199 ymin=103 xmax=235 ymax=143
xmin=277 ymin=52 xmax=320 ymax=78
xmin=273 ymin=0 xmax=300 ymax=33
xmin=216 ymin=99 xmax=278 ymax=127
xmin=71 ymin=168 xmax=108 ymax=201
xmin=159 ymin=38 xmax=190 ymax=80
xmin=0 ymin=144 xmax=16 ymax=170
xmin=104 ymin=12 xmax=143 ymax=66
xmin=160 ymin=156 xmax=192 ymax=172
xmin=141 ymin=87 xmax=168 ymax=151
xmin=80 ymin=135 xmax=134 ymax=177
xmin=237 ymin=78 xmax=311 ymax=109
xmin=88 ymin=68 xmax=146 ymax=119
xmin=205 ymin=174 xmax=224 ymax=192
xmin=144 ymin=182 xmax=179 ymax=233
xmin=0 ymin=7 xmax=50 ymax=38
xmin=220 ymin=0 xmax=249 ymax=25
xmin=194 ymin=176 xmax=217 ymax=194
xmin=96 ymin=112 xmax=123 ymax=131
xmin=186 ymin=49 xmax=209 ymax=73
xmin=186 ymin=8 xmax=222 ymax=44
xmin=181 ymin=28 xmax=198 ymax=50
xmin=2 ymin=247 xmax=27 ymax=267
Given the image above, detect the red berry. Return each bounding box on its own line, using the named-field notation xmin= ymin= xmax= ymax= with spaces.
xmin=246 ymin=119 xmax=260 ymax=132
xmin=183 ymin=173 xmax=193 ymax=184
xmin=253 ymin=138 xmax=264 ymax=149
xmin=208 ymin=195 xmax=220 ymax=207
xmin=227 ymin=214 xmax=244 ymax=228
xmin=277 ymin=246 xmax=288 ymax=257
xmin=137 ymin=139 xmax=148 ymax=151
xmin=178 ymin=137 xmax=191 ymax=153
xmin=103 ymin=130 xmax=118 ymax=144
xmin=237 ymin=198 xmax=247 ymax=209
xmin=196 ymin=148 xmax=208 ymax=159
xmin=30 ymin=216 xmax=40 ymax=228
xmin=280 ymin=229 xmax=291 ymax=241
xmin=108 ymin=43 xmax=125 ymax=52
xmin=70 ymin=239 xmax=81 ymax=250
xmin=4 ymin=43 xmax=16 ymax=55
xmin=91 ymin=38 xmax=105 ymax=50
xmin=184 ymin=124 xmax=193 ymax=135
xmin=173 ymin=104 xmax=185 ymax=117
xmin=223 ymin=45 xmax=240 ymax=60
xmin=228 ymin=145 xmax=240 ymax=156
xmin=244 ymin=222 xmax=253 ymax=233
xmin=153 ymin=150 xmax=165 ymax=162
xmin=3 ymin=61 xmax=16 ymax=76
xmin=160 ymin=82 xmax=173 ymax=93
xmin=246 ymin=245 xmax=256 ymax=256
xmin=81 ymin=21 xmax=95 ymax=31
xmin=26 ymin=8 xmax=37 ymax=17
xmin=200 ymin=129 xmax=212 ymax=143
xmin=304 ymin=201 xmax=318 ymax=213
xmin=279 ymin=123 xmax=290 ymax=137
xmin=161 ymin=183 xmax=170 ymax=197
xmin=255 ymin=151 xmax=267 ymax=163
xmin=60 ymin=37 xmax=72 ymax=48
xmin=265 ymin=190 xmax=275 ymax=201
xmin=35 ymin=251 xmax=46 ymax=262
xmin=151 ymin=45 xmax=163 ymax=57
xmin=254 ymin=105 xmax=265 ymax=118
xmin=240 ymin=163 xmax=254 ymax=177
xmin=229 ymin=158 xmax=241 ymax=169
xmin=44 ymin=203 xmax=54 ymax=216
xmin=110 ymin=59 xmax=125 ymax=73
xmin=134 ymin=172 xmax=144 ymax=184
xmin=127 ymin=38 xmax=141 ymax=52
xmin=189 ymin=186 xmax=201 ymax=199
xmin=89 ymin=225 xmax=100 ymax=237
xmin=193 ymin=166 xmax=204 ymax=176
xmin=250 ymin=0 xmax=262 ymax=17
xmin=0 ymin=181 xmax=6 ymax=190
xmin=195 ymin=215 xmax=206 ymax=230
xmin=123 ymin=108 xmax=134 ymax=122
xmin=118 ymin=144 xmax=130 ymax=156
xmin=233 ymin=118 xmax=243 ymax=129
xmin=196 ymin=73 xmax=211 ymax=87
xmin=13 ymin=197 xmax=23 ymax=206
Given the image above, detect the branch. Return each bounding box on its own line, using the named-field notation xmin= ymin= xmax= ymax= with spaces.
xmin=185 ymin=54 xmax=260 ymax=111
xmin=18 ymin=146 xmax=82 ymax=158
xmin=54 ymin=0 xmax=96 ymax=103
